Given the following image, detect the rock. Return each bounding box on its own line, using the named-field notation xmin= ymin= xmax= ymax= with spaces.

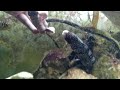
xmin=93 ymin=54 xmax=120 ymax=79
xmin=0 ymin=40 xmax=16 ymax=79
xmin=34 ymin=66 xmax=97 ymax=79
xmin=34 ymin=67 xmax=64 ymax=79
xmin=59 ymin=67 xmax=97 ymax=79
xmin=33 ymin=49 xmax=70 ymax=79
xmin=41 ymin=49 xmax=68 ymax=68
xmin=6 ymin=71 xmax=33 ymax=79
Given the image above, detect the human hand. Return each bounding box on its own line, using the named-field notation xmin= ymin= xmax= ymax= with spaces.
xmin=5 ymin=11 xmax=55 ymax=34
xmin=28 ymin=11 xmax=55 ymax=34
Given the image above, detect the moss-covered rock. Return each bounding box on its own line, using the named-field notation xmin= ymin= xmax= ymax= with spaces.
xmin=33 ymin=49 xmax=71 ymax=79
xmin=93 ymin=54 xmax=120 ymax=79
xmin=0 ymin=40 xmax=16 ymax=78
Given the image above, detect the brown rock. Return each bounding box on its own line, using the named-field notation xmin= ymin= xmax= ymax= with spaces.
xmin=59 ymin=67 xmax=97 ymax=79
